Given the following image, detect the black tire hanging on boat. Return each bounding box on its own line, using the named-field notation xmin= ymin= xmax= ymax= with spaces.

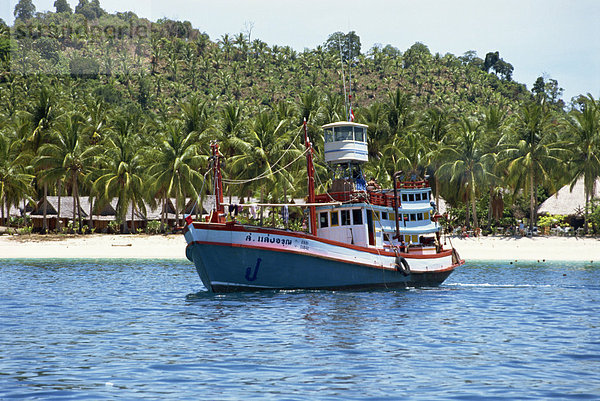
xmin=395 ymin=255 xmax=410 ymax=276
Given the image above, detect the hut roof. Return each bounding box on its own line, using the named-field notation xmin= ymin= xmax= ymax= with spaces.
xmin=538 ymin=177 xmax=600 ymax=215
xmin=30 ymin=196 xmax=88 ymax=218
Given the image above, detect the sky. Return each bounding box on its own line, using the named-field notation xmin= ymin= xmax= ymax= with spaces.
xmin=3 ymin=0 xmax=599 ymax=102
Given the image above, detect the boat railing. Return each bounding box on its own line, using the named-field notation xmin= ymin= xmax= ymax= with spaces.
xmin=396 ymin=180 xmax=429 ymax=189
xmin=315 ymin=191 xmax=400 ymax=207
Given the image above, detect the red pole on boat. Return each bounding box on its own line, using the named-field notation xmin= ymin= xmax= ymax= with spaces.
xmin=304 ymin=119 xmax=317 ymax=236
xmin=210 ymin=141 xmax=225 ymax=223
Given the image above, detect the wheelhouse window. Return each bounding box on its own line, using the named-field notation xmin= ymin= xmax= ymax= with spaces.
xmin=424 ymin=212 xmax=430 ymax=220
xmin=341 ymin=210 xmax=351 ymax=226
xmin=354 ymin=127 xmax=365 ymax=142
xmin=381 ymin=211 xmax=388 ymax=220
xmin=409 ymin=194 xmax=415 ymax=202
xmin=334 ymin=126 xmax=353 ymax=141
xmin=330 ymin=211 xmax=339 ymax=226
xmin=410 ymin=213 xmax=416 ymax=221
xmin=402 ymin=194 xmax=408 ymax=202
xmin=417 ymin=212 xmax=423 ymax=221
xmin=352 ymin=209 xmax=363 ymax=225
xmin=324 ymin=129 xmax=334 ymax=143
xmin=319 ymin=212 xmax=328 ymax=228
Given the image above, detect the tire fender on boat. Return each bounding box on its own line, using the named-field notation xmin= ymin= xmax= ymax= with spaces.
xmin=395 ymin=255 xmax=410 ymax=276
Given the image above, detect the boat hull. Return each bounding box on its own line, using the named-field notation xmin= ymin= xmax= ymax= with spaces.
xmin=184 ymin=223 xmax=460 ymax=293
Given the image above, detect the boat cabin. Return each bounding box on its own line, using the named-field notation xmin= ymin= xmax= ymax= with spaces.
xmin=314 ymin=121 xmax=441 ymax=255
xmin=323 ymin=122 xmax=369 ymax=164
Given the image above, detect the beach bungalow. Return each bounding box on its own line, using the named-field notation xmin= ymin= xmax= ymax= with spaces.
xmin=538 ymin=177 xmax=600 ymax=216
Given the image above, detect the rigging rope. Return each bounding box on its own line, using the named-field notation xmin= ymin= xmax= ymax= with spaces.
xmin=221 ymin=124 xmax=306 ymax=185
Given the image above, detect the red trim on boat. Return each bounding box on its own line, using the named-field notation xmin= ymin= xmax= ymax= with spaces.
xmin=186 ymin=240 xmax=459 ymax=274
xmin=189 ymin=222 xmax=453 ymax=259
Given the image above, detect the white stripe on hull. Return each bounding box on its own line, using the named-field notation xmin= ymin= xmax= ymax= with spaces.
xmin=185 ymin=224 xmax=454 ymax=274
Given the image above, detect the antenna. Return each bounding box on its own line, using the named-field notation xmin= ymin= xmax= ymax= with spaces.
xmin=347 ymin=35 xmax=353 ymax=121
xmin=339 ymin=41 xmax=348 ymax=120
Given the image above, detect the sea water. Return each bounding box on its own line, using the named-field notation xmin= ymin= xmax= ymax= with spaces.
xmin=1 ymin=259 xmax=599 ymax=400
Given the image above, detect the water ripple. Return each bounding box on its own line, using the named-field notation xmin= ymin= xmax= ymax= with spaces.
xmin=1 ymin=259 xmax=599 ymax=399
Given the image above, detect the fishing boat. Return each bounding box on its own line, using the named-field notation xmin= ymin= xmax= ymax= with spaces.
xmin=183 ymin=120 xmax=464 ymax=292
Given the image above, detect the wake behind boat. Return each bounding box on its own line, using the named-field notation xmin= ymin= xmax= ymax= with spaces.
xmin=183 ymin=119 xmax=464 ymax=292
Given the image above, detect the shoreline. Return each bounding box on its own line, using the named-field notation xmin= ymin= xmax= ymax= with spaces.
xmin=0 ymin=234 xmax=187 ymax=260
xmin=450 ymin=236 xmax=600 ymax=262
xmin=1 ymin=233 xmax=600 ymax=261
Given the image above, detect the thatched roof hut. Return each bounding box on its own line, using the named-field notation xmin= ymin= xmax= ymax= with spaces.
xmin=538 ymin=177 xmax=600 ymax=215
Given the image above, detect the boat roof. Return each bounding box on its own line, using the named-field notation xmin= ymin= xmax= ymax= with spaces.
xmin=322 ymin=121 xmax=369 ymax=129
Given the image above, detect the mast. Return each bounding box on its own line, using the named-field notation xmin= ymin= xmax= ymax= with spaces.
xmin=339 ymin=42 xmax=348 ymax=121
xmin=210 ymin=141 xmax=225 ymax=223
xmin=347 ymin=36 xmax=353 ymax=122
xmin=304 ymin=119 xmax=317 ymax=236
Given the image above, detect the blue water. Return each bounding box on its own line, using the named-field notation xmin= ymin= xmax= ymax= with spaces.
xmin=1 ymin=259 xmax=599 ymax=400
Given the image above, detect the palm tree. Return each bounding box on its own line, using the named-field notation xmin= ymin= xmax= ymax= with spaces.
xmin=480 ymin=104 xmax=508 ymax=229
xmin=148 ymin=120 xmax=205 ymax=228
xmin=228 ymin=111 xmax=301 ymax=206
xmin=25 ymin=85 xmax=61 ymax=232
xmin=94 ymin=115 xmax=148 ymax=233
xmin=420 ymin=106 xmax=452 ymax=209
xmin=566 ymin=94 xmax=600 ymax=233
xmin=35 ymin=112 xmax=101 ymax=233
xmin=438 ymin=116 xmax=496 ymax=230
xmin=359 ymin=102 xmax=389 ymax=160
xmin=0 ymin=131 xmax=34 ymax=225
xmin=499 ymin=101 xmax=568 ymax=231
xmin=382 ymin=130 xmax=428 ymax=182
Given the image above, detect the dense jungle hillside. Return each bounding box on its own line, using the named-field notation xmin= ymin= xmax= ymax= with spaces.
xmin=1 ymin=0 xmax=600 ymax=234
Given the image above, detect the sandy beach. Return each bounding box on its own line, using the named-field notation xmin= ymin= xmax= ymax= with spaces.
xmin=1 ymin=233 xmax=600 ymax=261
xmin=0 ymin=234 xmax=187 ymax=260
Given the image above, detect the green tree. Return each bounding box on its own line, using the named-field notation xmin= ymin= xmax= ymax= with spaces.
xmin=438 ymin=117 xmax=496 ymax=230
xmin=25 ymin=86 xmax=61 ymax=233
xmin=14 ymin=0 xmax=36 ymax=21
xmin=93 ymin=114 xmax=148 ymax=233
xmin=567 ymin=94 xmax=600 ymax=233
xmin=0 ymin=132 xmax=34 ymax=225
xmin=54 ymin=0 xmax=72 ymax=14
xmin=35 ymin=113 xmax=101 ymax=233
xmin=499 ymin=102 xmax=568 ymax=231
xmin=324 ymin=31 xmax=361 ymax=60
xmin=148 ymin=120 xmax=204 ymax=227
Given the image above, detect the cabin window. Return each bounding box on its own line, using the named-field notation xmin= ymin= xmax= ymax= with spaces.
xmin=404 ymin=235 xmax=410 ymax=243
xmin=424 ymin=212 xmax=430 ymax=220
xmin=383 ymin=233 xmax=390 ymax=242
xmin=409 ymin=194 xmax=415 ymax=202
xmin=352 ymin=209 xmax=363 ymax=225
xmin=410 ymin=213 xmax=416 ymax=221
xmin=319 ymin=212 xmax=328 ymax=228
xmin=402 ymin=194 xmax=408 ymax=202
xmin=335 ymin=126 xmax=353 ymax=141
xmin=381 ymin=211 xmax=388 ymax=220
xmin=415 ymin=193 xmax=421 ymax=201
xmin=412 ymin=235 xmax=418 ymax=243
xmin=324 ymin=129 xmax=334 ymax=143
xmin=354 ymin=127 xmax=365 ymax=142
xmin=417 ymin=213 xmax=423 ymax=221
xmin=330 ymin=211 xmax=339 ymax=226
xmin=341 ymin=210 xmax=351 ymax=226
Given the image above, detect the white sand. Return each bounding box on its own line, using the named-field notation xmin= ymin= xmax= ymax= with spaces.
xmin=450 ymin=236 xmax=600 ymax=262
xmin=0 ymin=234 xmax=187 ymax=259
xmin=1 ymin=233 xmax=599 ymax=261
